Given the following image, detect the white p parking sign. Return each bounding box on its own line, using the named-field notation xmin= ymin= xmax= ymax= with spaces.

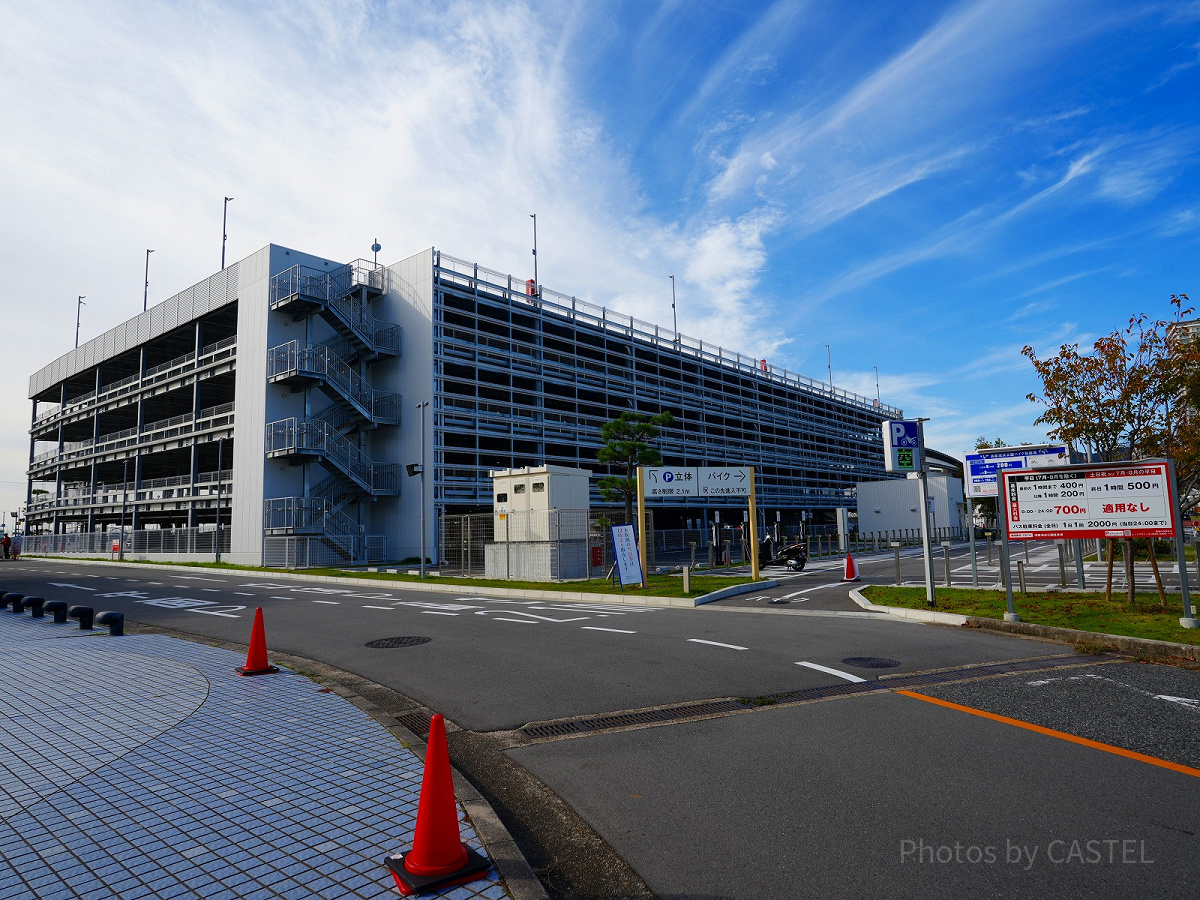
xmin=882 ymin=420 xmax=924 ymax=473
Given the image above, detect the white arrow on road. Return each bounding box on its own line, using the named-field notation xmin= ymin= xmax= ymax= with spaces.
xmin=48 ymin=583 xmax=95 ymax=591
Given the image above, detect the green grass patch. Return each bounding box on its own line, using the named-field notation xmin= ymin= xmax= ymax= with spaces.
xmin=861 ymin=585 xmax=1200 ymax=646
xmin=305 ymin=568 xmax=752 ymax=598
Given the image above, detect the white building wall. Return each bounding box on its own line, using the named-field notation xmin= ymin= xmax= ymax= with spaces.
xmin=228 ymin=244 xmax=350 ymax=565
xmin=856 ymin=475 xmax=965 ymax=538
xmin=373 ymin=248 xmax=436 ymax=561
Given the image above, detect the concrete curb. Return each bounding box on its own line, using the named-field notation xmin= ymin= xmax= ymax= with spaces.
xmin=848 ymin=588 xmax=1200 ymax=660
xmin=848 ymin=588 xmax=970 ymax=625
xmin=24 ymin=554 xmax=769 ymax=608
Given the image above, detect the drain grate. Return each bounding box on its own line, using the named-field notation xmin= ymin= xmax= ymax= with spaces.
xmin=396 ymin=711 xmax=432 ymax=737
xmin=365 ymin=636 xmax=431 ymax=649
xmin=517 ymin=654 xmax=1114 ymax=741
xmin=842 ymin=657 xmax=901 ymax=669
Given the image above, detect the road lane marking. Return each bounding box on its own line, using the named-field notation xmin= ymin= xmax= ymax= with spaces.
xmin=494 ymin=617 xmax=538 ymax=624
xmin=582 ymin=627 xmax=637 ymax=634
xmin=312 ymin=600 xmax=340 ymax=605
xmin=895 ymin=690 xmax=1200 ymax=778
xmin=234 ymin=592 xmax=255 ymax=596
xmin=421 ymin=611 xmax=460 ymax=616
xmin=362 ymin=605 xmax=392 ymax=610
xmin=688 ymin=639 xmax=747 ymax=650
xmin=795 ymin=661 xmax=866 ymax=683
xmin=781 ymin=590 xmax=809 ymax=599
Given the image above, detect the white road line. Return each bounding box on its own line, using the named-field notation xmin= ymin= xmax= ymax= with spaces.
xmin=421 ymin=611 xmax=460 ymax=616
xmin=169 ymin=575 xmax=227 ymax=582
xmin=270 ymin=596 xmax=293 ymax=600
xmin=312 ymin=600 xmax=341 ymax=605
xmin=201 ymin=588 xmax=220 ymax=592
xmin=234 ymin=592 xmax=255 ymax=596
xmin=688 ymin=639 xmax=748 ymax=650
xmin=780 ymin=590 xmax=809 ymax=599
xmin=582 ymin=627 xmax=637 ymax=634
xmin=362 ymin=605 xmax=392 ymax=610
xmin=795 ymin=661 xmax=866 ymax=683
xmin=494 ymin=617 xmax=538 ymax=624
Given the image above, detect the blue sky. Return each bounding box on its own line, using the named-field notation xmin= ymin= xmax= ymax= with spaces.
xmin=1 ymin=0 xmax=1198 ymax=524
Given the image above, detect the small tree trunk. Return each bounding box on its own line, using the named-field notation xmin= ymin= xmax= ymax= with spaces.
xmin=1124 ymin=539 xmax=1136 ymax=608
xmin=1105 ymin=539 xmax=1115 ymax=602
xmin=1147 ymin=539 xmax=1165 ymax=609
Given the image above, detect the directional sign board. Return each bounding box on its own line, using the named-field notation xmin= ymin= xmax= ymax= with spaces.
xmin=882 ymin=420 xmax=924 ymax=473
xmin=1002 ymin=461 xmax=1176 ymax=540
xmin=963 ymin=444 xmax=1069 ymax=498
xmin=643 ymin=467 xmax=751 ymax=497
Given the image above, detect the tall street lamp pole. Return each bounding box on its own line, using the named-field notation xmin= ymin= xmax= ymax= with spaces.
xmin=143 ymin=249 xmax=154 ymax=312
xmin=874 ymin=365 xmax=880 ymax=404
xmin=670 ymin=275 xmax=678 ymax=341
xmin=530 ymin=213 xmax=538 ymax=296
xmin=222 ymin=197 xmax=234 ymax=269
xmin=75 ymin=296 xmax=86 ymax=348
xmin=825 ymin=344 xmax=832 ymax=388
xmin=417 ymin=400 xmax=429 ymax=578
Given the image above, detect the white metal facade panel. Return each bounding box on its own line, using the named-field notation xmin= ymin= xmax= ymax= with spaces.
xmin=28 ymin=265 xmax=240 ymax=398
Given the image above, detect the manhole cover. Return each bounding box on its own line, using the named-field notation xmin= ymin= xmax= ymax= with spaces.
xmin=842 ymin=656 xmax=900 ymax=669
xmin=365 ymin=636 xmax=432 ymax=649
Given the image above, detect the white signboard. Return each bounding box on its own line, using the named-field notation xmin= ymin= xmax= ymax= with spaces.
xmin=1002 ymin=461 xmax=1176 ymax=540
xmin=963 ymin=444 xmax=1068 ymax=498
xmin=643 ymin=467 xmax=751 ymax=497
xmin=611 ymin=524 xmax=644 ymax=586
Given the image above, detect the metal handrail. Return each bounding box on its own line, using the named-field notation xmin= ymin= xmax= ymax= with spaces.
xmin=270 ymin=264 xmax=400 ymax=354
xmin=267 ymin=341 xmax=399 ymax=423
xmin=264 ymin=418 xmax=398 ymax=494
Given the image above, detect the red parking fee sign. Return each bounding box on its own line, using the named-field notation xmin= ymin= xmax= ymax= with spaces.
xmin=1002 ymin=461 xmax=1176 ymax=540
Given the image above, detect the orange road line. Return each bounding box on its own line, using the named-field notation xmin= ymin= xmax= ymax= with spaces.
xmin=894 ymin=689 xmax=1200 ymax=778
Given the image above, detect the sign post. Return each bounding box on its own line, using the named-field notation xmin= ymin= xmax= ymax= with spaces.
xmin=883 ymin=420 xmax=935 ymax=607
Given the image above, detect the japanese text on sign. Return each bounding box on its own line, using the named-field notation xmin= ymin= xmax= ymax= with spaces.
xmin=643 ymin=467 xmax=750 ymax=497
xmin=1002 ymin=463 xmax=1176 ymax=540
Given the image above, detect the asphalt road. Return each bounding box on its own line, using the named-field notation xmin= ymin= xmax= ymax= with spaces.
xmin=2 ymin=557 xmax=1197 ymax=899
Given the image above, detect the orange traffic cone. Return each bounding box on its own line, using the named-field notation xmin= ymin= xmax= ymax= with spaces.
xmin=841 ymin=553 xmax=861 ymax=582
xmin=236 ymin=607 xmax=279 ymax=676
xmin=385 ymin=714 xmax=490 ymax=895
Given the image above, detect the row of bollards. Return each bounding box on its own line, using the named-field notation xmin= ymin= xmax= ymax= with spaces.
xmin=2 ymin=591 xmax=124 ymax=635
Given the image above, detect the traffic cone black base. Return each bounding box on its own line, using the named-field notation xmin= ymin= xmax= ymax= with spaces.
xmin=384 ymin=847 xmax=490 ymax=896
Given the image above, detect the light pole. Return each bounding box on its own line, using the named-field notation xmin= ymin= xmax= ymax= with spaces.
xmin=372 ymin=238 xmax=381 ymax=266
xmin=417 ymin=401 xmax=429 ymax=577
xmin=221 ymin=197 xmax=234 ymax=269
xmin=825 ymin=344 xmax=832 ymax=388
xmin=874 ymin=365 xmax=880 ymax=405
xmin=143 ymin=249 xmax=154 ymax=312
xmin=214 ymin=437 xmax=226 ymax=563
xmin=530 ymin=213 xmax=538 ymax=296
xmin=670 ymin=275 xmax=678 ymax=341
xmin=75 ymin=296 xmax=86 ymax=348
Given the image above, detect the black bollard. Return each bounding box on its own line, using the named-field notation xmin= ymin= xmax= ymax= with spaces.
xmin=5 ymin=593 xmax=24 ymax=613
xmin=95 ymin=611 xmax=124 ymax=637
xmin=43 ymin=600 xmax=69 ymax=624
xmin=21 ymin=596 xmax=44 ymax=617
xmin=68 ymin=606 xmax=95 ymax=630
